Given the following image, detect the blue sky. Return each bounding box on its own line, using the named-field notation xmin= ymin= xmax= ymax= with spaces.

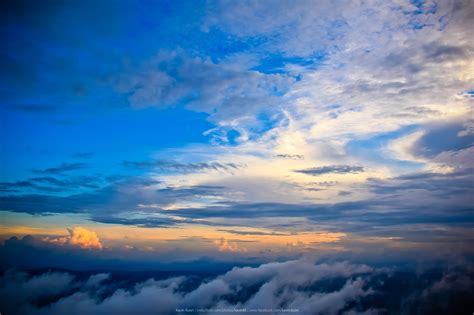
xmin=0 ymin=0 xmax=473 ymax=267
xmin=0 ymin=1 xmax=473 ymax=314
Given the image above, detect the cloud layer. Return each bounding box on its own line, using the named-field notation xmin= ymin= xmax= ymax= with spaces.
xmin=1 ymin=259 xmax=473 ymax=315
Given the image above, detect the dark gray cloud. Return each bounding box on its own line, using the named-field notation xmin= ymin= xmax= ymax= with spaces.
xmin=30 ymin=163 xmax=88 ymax=175
xmin=0 ymin=176 xmax=100 ymax=194
xmin=0 ymin=177 xmax=228 ymax=229
xmin=216 ymin=229 xmax=287 ymax=236
xmin=0 ymin=194 xmax=86 ymax=214
xmin=89 ymin=216 xmax=181 ymax=228
xmin=368 ymin=169 xmax=474 ymax=198
xmin=294 ymin=165 xmax=365 ymax=176
xmin=123 ymin=159 xmax=241 ymax=173
xmin=275 ymin=154 xmax=304 ymax=160
xmin=423 ymin=43 xmax=468 ymax=62
xmin=411 ymin=121 xmax=474 ymax=159
xmin=338 ymin=191 xmax=352 ymax=196
xmin=170 ymin=199 xmax=474 ymax=229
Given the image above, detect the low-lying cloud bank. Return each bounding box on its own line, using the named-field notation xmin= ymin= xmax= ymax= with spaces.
xmin=1 ymin=259 xmax=472 ymax=315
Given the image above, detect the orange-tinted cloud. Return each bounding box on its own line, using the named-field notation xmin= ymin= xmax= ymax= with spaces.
xmin=213 ymin=238 xmax=248 ymax=253
xmin=43 ymin=227 xmax=102 ymax=249
xmin=67 ymin=227 xmax=102 ymax=249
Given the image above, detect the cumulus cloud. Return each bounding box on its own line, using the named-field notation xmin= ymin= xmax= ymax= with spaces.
xmin=66 ymin=227 xmax=102 ymax=249
xmin=43 ymin=227 xmax=102 ymax=250
xmin=213 ymin=238 xmax=248 ymax=253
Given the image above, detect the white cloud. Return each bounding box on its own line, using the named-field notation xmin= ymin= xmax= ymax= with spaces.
xmin=139 ymin=0 xmax=473 ymax=207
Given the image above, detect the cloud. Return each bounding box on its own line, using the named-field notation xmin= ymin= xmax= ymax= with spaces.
xmin=89 ymin=215 xmax=183 ymax=228
xmin=388 ymin=119 xmax=474 ymax=169
xmin=0 ymin=259 xmax=380 ymax=315
xmin=288 ymin=278 xmax=368 ymax=314
xmin=213 ymin=238 xmax=248 ymax=253
xmin=83 ymin=273 xmax=109 ymax=288
xmin=0 ymin=269 xmax=77 ymax=315
xmin=204 ymin=0 xmax=346 ymax=56
xmin=123 ymin=159 xmax=241 ymax=173
xmin=411 ymin=121 xmax=474 ymax=159
xmin=294 ymin=165 xmax=365 ymax=176
xmin=1 ymin=161 xmax=472 ymax=253
xmin=30 ymin=163 xmax=88 ymax=175
xmin=399 ymin=265 xmax=474 ymax=314
xmin=423 ymin=43 xmax=469 ymax=62
xmin=114 ymin=50 xmax=294 ymax=138
xmin=2 ymin=259 xmax=473 ymax=315
xmin=0 ymin=177 xmax=227 ymax=217
xmin=66 ymin=227 xmax=102 ymax=249
xmin=0 ymin=175 xmax=100 ymax=194
xmin=199 ymin=0 xmax=474 ymax=152
xmin=43 ymin=227 xmax=102 ymax=250
xmin=217 ymin=229 xmax=287 ymax=236
xmin=275 ymin=154 xmax=304 ymax=160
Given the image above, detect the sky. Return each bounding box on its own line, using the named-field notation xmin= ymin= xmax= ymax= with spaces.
xmin=0 ymin=0 xmax=473 ymax=314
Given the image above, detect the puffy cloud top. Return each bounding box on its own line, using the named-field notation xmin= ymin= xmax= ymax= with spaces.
xmin=43 ymin=227 xmax=102 ymax=250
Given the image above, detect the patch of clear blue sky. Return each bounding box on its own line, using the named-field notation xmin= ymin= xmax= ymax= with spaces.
xmin=1 ymin=106 xmax=213 ymax=181
xmin=251 ymin=51 xmax=327 ymax=75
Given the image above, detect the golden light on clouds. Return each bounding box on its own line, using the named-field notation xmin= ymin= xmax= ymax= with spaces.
xmin=0 ymin=220 xmax=344 ymax=254
xmin=42 ymin=227 xmax=103 ymax=249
